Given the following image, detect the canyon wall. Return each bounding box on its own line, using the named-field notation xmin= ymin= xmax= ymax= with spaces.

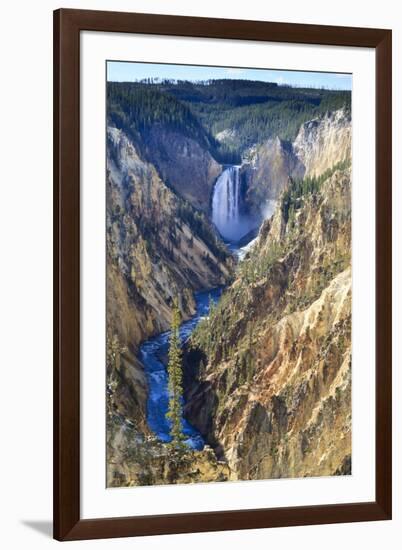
xmin=185 ymin=116 xmax=352 ymax=479
xmin=107 ymin=126 xmax=231 ymax=352
xmin=241 ymin=136 xmax=304 ymax=219
xmin=293 ymin=109 xmax=351 ymax=177
xmin=143 ymin=126 xmax=222 ymax=212
xmin=106 ymin=125 xmax=233 ymax=482
xmin=106 ymin=95 xmax=352 ymax=486
xmin=240 ymin=108 xmax=351 ymax=222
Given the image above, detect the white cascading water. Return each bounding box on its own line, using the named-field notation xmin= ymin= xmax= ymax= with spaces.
xmin=212 ymin=165 xmax=249 ymax=242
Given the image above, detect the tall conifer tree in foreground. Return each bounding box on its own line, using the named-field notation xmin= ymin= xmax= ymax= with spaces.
xmin=166 ymin=298 xmax=185 ymax=451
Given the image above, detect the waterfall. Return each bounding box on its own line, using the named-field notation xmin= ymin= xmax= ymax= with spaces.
xmin=212 ymin=165 xmax=249 ymax=242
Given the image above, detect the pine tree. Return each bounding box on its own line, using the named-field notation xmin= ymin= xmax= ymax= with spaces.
xmin=166 ymin=298 xmax=186 ymax=451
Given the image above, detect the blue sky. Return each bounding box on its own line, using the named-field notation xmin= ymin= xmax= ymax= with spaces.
xmin=107 ymin=61 xmax=352 ymax=90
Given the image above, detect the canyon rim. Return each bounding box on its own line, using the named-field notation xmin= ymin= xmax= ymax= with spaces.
xmin=106 ymin=62 xmax=352 ymax=487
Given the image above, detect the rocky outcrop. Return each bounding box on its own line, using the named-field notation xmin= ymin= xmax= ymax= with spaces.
xmin=107 ymin=417 xmax=230 ymax=487
xmin=240 ymin=109 xmax=351 ymax=222
xmin=241 ymin=137 xmax=304 ymax=219
xmin=293 ymin=109 xmax=351 ymax=177
xmin=186 ymin=164 xmax=352 ymax=480
xmin=143 ymin=126 xmax=222 ymax=212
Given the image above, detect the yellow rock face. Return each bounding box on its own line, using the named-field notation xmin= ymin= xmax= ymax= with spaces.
xmin=106 ymin=126 xmax=233 ymax=436
xmin=186 ymin=165 xmax=352 ymax=481
xmin=293 ymin=109 xmax=351 ymax=178
xmin=106 ymin=108 xmax=352 ymax=486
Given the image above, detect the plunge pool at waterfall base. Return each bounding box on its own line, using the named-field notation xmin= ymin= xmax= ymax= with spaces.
xmin=139 ymin=287 xmax=223 ymax=451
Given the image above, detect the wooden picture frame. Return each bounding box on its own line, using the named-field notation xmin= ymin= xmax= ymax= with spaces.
xmin=54 ymin=8 xmax=392 ymax=541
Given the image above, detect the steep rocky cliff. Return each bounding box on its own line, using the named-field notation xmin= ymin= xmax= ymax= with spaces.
xmin=241 ymin=137 xmax=304 ymax=219
xmin=142 ymin=126 xmax=222 ymax=212
xmin=293 ymin=109 xmax=351 ymax=177
xmin=107 ymin=81 xmax=225 ymax=213
xmin=240 ymin=109 xmax=351 ymax=222
xmin=107 ymin=126 xmax=232 ymax=349
xmin=106 ymin=126 xmax=232 ymax=441
xmin=185 ymin=162 xmax=352 ymax=479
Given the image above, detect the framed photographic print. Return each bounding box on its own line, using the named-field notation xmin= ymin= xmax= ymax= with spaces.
xmin=54 ymin=8 xmax=392 ymax=541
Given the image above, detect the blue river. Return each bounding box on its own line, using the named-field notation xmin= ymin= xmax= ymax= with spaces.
xmin=139 ymin=288 xmax=222 ymax=450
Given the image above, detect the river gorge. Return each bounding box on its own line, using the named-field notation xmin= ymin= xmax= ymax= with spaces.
xmin=140 ymin=164 xmax=263 ymax=450
xmin=106 ymin=75 xmax=352 ymax=487
xmin=140 ymin=288 xmax=223 ymax=450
